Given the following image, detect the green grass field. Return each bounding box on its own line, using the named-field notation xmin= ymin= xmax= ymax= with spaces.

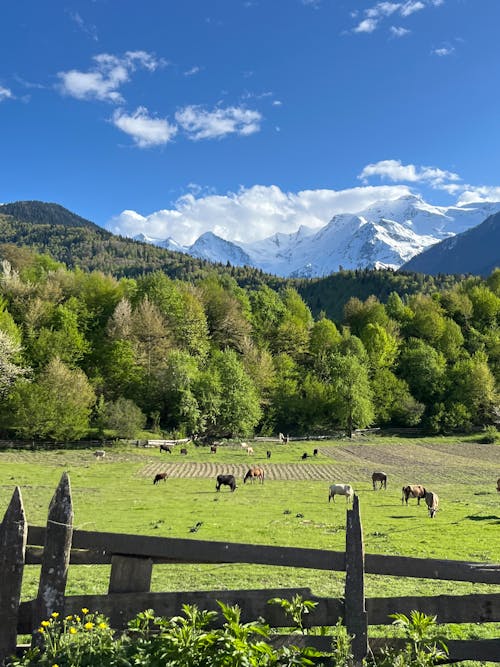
xmin=1 ymin=435 xmax=499 ymax=664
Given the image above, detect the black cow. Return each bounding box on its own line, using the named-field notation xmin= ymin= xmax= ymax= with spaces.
xmin=216 ymin=474 xmax=237 ymax=492
xmin=153 ymin=473 xmax=168 ymax=484
xmin=266 ymin=450 xmax=272 ymax=459
xmin=160 ymin=444 xmax=172 ymax=454
xmin=180 ymin=447 xmax=188 ymax=455
xmin=313 ymin=448 xmax=318 ymax=456
xmin=301 ymin=452 xmax=308 ymax=460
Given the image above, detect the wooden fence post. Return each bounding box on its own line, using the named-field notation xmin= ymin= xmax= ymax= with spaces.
xmin=108 ymin=555 xmax=153 ymax=594
xmin=0 ymin=487 xmax=27 ymax=665
xmin=345 ymin=495 xmax=368 ymax=666
xmin=31 ymin=472 xmax=73 ymax=647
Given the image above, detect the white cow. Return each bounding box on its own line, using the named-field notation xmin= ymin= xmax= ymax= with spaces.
xmin=424 ymin=491 xmax=439 ymax=518
xmin=247 ymin=446 xmax=254 ymax=455
xmin=328 ymin=483 xmax=354 ymax=503
xmin=94 ymin=450 xmax=106 ymax=460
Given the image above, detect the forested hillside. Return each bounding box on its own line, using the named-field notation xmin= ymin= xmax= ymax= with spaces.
xmin=0 ymin=200 xmax=464 ymax=321
xmin=0 ymin=245 xmax=499 ymax=442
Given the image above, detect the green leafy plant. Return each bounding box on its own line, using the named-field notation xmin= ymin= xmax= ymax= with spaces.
xmin=373 ymin=610 xmax=448 ymax=667
xmin=268 ymin=594 xmax=318 ymax=634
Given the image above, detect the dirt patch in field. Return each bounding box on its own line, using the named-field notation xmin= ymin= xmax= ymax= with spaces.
xmin=139 ymin=441 xmax=499 ymax=486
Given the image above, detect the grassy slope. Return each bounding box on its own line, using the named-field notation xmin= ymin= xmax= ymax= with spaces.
xmin=1 ymin=436 xmax=499 ymax=662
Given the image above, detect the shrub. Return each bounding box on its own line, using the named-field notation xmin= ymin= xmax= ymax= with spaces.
xmin=478 ymin=425 xmax=499 ymax=443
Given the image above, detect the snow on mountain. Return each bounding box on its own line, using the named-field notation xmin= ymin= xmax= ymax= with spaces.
xmin=188 ymin=232 xmax=254 ymax=266
xmin=135 ymin=195 xmax=500 ymax=277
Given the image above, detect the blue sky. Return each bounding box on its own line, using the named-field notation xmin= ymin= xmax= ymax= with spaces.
xmin=2 ymin=0 xmax=500 ymax=245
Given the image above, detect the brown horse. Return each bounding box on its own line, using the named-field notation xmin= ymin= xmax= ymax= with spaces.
xmin=153 ymin=473 xmax=168 ymax=484
xmin=244 ymin=466 xmax=265 ymax=484
xmin=372 ymin=471 xmax=387 ymax=490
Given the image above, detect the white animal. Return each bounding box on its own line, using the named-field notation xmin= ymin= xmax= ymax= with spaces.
xmin=424 ymin=491 xmax=439 ymax=518
xmin=247 ymin=446 xmax=254 ymax=455
xmin=241 ymin=442 xmax=248 ymax=448
xmin=94 ymin=450 xmax=106 ymax=459
xmin=328 ymin=483 xmax=354 ymax=503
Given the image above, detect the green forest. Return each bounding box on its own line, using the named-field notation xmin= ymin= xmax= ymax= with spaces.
xmin=1 ymin=240 xmax=499 ymax=442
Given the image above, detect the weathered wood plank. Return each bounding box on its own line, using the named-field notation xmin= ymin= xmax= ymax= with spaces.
xmin=0 ymin=487 xmax=27 ymax=663
xmin=17 ymin=588 xmax=344 ymax=634
xmin=364 ymin=553 xmax=500 ymax=584
xmin=25 ymin=546 xmax=112 ymax=565
xmin=27 ymin=525 xmax=500 ymax=583
xmin=366 ymin=593 xmax=500 ymax=625
xmin=28 ymin=525 xmax=346 ymax=571
xmin=31 ymin=473 xmax=73 ymax=646
xmin=345 ymin=495 xmax=368 ymax=665
xmin=108 ymin=555 xmax=153 ymax=593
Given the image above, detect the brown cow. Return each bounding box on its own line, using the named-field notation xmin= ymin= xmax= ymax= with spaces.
xmin=153 ymin=473 xmax=168 ymax=484
xmin=244 ymin=466 xmax=265 ymax=484
xmin=424 ymin=490 xmax=439 ymax=518
xmin=497 ymin=478 xmax=500 ymax=493
xmin=402 ymin=484 xmax=426 ymax=505
xmin=372 ymin=471 xmax=387 ymax=490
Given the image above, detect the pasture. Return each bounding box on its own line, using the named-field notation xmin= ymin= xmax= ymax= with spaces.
xmin=1 ymin=435 xmax=499 ymax=661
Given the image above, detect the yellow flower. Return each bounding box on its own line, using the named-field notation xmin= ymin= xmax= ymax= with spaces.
xmin=69 ymin=627 xmax=77 ymax=635
xmin=98 ymin=622 xmax=108 ymax=629
xmin=84 ymin=622 xmax=94 ymax=630
xmin=51 ymin=612 xmax=59 ymax=618
xmin=65 ymin=615 xmax=73 ymax=621
xmin=81 ymin=607 xmax=89 ymax=614
xmin=52 ymin=664 xmax=59 ymax=667
xmin=41 ymin=620 xmax=50 ymax=627
xmin=38 ymin=628 xmax=45 ymax=634
xmin=75 ymin=616 xmax=80 ymax=622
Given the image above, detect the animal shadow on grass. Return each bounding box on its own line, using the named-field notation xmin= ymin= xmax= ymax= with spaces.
xmin=466 ymin=514 xmax=500 ymax=524
xmin=389 ymin=515 xmax=420 ymax=520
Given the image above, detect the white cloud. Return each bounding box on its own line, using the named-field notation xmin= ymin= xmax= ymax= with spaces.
xmin=456 ymin=186 xmax=500 ymax=205
xmin=390 ymin=26 xmax=410 ymax=37
xmin=354 ymin=18 xmax=379 ymax=33
xmin=431 ymin=46 xmax=455 ymax=56
xmin=57 ymin=51 xmax=165 ymax=103
xmin=175 ymin=105 xmax=262 ymax=140
xmin=107 ymin=184 xmax=412 ymax=246
xmin=0 ymin=86 xmax=13 ymax=101
xmin=367 ymin=2 xmax=401 ymax=18
xmin=400 ymin=1 xmax=425 ymax=17
xmin=352 ymin=0 xmax=443 ymax=35
xmin=183 ymin=66 xmax=201 ymax=76
xmin=68 ymin=11 xmax=98 ymax=41
xmin=112 ymin=107 xmax=177 ymax=147
xmin=359 ymin=159 xmax=460 ymax=188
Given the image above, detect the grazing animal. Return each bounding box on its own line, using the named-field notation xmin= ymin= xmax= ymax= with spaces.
xmin=247 ymin=446 xmax=254 ymax=455
xmin=266 ymin=450 xmax=272 ymax=459
xmin=301 ymin=452 xmax=308 ymax=460
xmin=372 ymin=471 xmax=387 ymax=490
xmin=328 ymin=483 xmax=354 ymax=503
xmin=241 ymin=442 xmax=248 ymax=448
xmin=180 ymin=447 xmax=188 ymax=455
xmin=160 ymin=444 xmax=172 ymax=454
xmin=497 ymin=478 xmax=500 ymax=493
xmin=424 ymin=491 xmax=439 ymax=518
xmin=285 ymin=435 xmax=290 ymax=444
xmin=153 ymin=472 xmax=168 ymax=484
xmin=278 ymin=432 xmax=284 ymax=443
xmin=210 ymin=445 xmax=217 ymax=454
xmin=313 ymin=448 xmax=318 ymax=456
xmin=216 ymin=474 xmax=237 ymax=492
xmin=401 ymin=484 xmax=426 ymax=505
xmin=94 ymin=450 xmax=105 ymax=459
xmin=244 ymin=466 xmax=265 ymax=484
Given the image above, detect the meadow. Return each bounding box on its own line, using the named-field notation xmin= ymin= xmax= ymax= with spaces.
xmin=1 ymin=435 xmax=499 ymax=664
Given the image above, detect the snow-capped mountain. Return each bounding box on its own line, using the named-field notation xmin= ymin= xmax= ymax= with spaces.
xmin=135 ymin=195 xmax=500 ymax=277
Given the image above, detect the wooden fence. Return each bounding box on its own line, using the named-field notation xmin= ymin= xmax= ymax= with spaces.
xmin=1 ymin=473 xmax=499 ymax=665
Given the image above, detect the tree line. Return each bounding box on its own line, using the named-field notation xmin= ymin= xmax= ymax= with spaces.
xmin=0 ymin=248 xmax=499 ymax=441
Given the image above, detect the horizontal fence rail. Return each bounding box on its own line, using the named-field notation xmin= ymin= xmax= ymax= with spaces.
xmin=1 ymin=475 xmax=499 ymax=666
